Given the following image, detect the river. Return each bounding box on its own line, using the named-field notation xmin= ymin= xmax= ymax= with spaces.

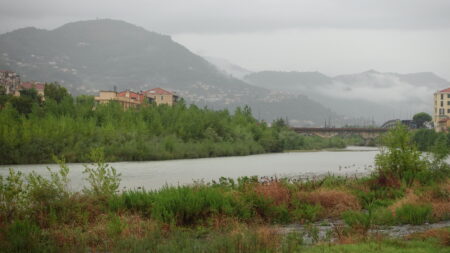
xmin=0 ymin=146 xmax=380 ymax=191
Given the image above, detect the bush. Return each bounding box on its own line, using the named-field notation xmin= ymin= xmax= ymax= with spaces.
xmin=395 ymin=204 xmax=432 ymax=225
xmin=83 ymin=149 xmax=121 ymax=197
xmin=150 ymin=185 xmax=237 ymax=225
xmin=2 ymin=219 xmax=43 ymax=252
xmin=375 ymin=124 xmax=427 ymax=187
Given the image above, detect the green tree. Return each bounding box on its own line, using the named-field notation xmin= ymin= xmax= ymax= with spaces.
xmin=375 ymin=124 xmax=426 ymax=186
xmin=44 ymin=83 xmax=69 ymax=103
xmin=412 ymin=112 xmax=432 ymax=128
xmin=20 ymin=88 xmax=42 ymax=104
xmin=8 ymin=96 xmax=34 ymax=115
xmin=0 ymin=86 xmax=6 ymax=96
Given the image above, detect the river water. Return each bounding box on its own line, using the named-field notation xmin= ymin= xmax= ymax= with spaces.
xmin=0 ymin=146 xmax=380 ymax=191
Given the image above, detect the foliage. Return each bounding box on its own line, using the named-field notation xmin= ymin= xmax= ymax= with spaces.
xmin=412 ymin=112 xmax=432 ymax=128
xmin=0 ymin=92 xmax=354 ymax=164
xmin=395 ymin=204 xmax=433 ymax=225
xmin=44 ymin=82 xmax=69 ymax=103
xmin=82 ymin=149 xmax=121 ymax=197
xmin=375 ymin=124 xmax=427 ymax=186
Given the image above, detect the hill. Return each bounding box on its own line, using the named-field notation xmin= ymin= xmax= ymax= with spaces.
xmin=0 ymin=19 xmax=338 ymax=126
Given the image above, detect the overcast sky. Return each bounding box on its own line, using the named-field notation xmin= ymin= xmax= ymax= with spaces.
xmin=1 ymin=0 xmax=449 ymax=79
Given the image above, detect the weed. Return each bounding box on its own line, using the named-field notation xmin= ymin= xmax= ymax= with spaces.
xmin=298 ymin=189 xmax=360 ymax=217
xmin=395 ymin=204 xmax=432 ymax=225
xmin=83 ymin=148 xmax=121 ymax=197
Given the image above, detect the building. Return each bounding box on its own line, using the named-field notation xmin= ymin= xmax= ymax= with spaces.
xmin=143 ymin=88 xmax=178 ymax=106
xmin=0 ymin=71 xmax=21 ymax=94
xmin=94 ymin=87 xmax=178 ymax=109
xmin=95 ymin=90 xmax=145 ymax=109
xmin=14 ymin=82 xmax=46 ymax=97
xmin=433 ymin=87 xmax=450 ymax=132
xmin=436 ymin=118 xmax=450 ymax=132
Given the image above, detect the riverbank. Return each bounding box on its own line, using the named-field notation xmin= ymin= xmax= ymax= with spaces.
xmin=0 ymin=147 xmax=379 ymax=190
xmin=1 ymin=124 xmax=448 ymax=252
xmin=1 ymin=165 xmax=448 ymax=252
xmin=0 ymin=95 xmax=366 ymax=165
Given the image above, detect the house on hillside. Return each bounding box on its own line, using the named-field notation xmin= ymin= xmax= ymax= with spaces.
xmin=14 ymin=82 xmax=46 ymax=97
xmin=0 ymin=71 xmax=21 ymax=94
xmin=433 ymin=87 xmax=450 ymax=132
xmin=143 ymin=88 xmax=178 ymax=106
xmin=95 ymin=90 xmax=147 ymax=109
xmin=94 ymin=87 xmax=178 ymax=109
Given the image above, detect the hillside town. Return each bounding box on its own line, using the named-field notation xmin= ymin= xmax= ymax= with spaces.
xmin=1 ymin=69 xmax=450 ymax=132
xmin=0 ymin=70 xmax=178 ymax=108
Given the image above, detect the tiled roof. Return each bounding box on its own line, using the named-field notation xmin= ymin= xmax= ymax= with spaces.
xmin=20 ymin=82 xmax=45 ymax=90
xmin=117 ymin=90 xmax=144 ymax=101
xmin=439 ymin=87 xmax=450 ymax=93
xmin=144 ymin=87 xmax=173 ymax=95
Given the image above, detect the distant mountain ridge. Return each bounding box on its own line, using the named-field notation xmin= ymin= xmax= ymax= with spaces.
xmin=0 ymin=19 xmax=338 ymax=126
xmin=245 ymin=70 xmax=450 ymax=123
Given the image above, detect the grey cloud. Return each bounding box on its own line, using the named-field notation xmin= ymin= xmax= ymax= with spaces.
xmin=0 ymin=0 xmax=450 ymax=34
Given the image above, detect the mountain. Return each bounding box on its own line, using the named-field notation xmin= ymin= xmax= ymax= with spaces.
xmin=0 ymin=19 xmax=338 ymax=126
xmin=245 ymin=70 xmax=450 ymax=124
xmin=204 ymin=56 xmax=253 ymax=80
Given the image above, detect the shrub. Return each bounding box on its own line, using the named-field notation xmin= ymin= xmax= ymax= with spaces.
xmin=395 ymin=204 xmax=432 ymax=225
xmin=0 ymin=169 xmax=27 ymax=220
xmin=298 ymin=189 xmax=360 ymax=217
xmin=375 ymin=124 xmax=427 ymax=187
xmin=83 ymin=149 xmax=121 ymax=197
xmin=253 ymin=181 xmax=290 ymax=206
xmin=2 ymin=219 xmax=43 ymax=252
xmin=150 ymin=185 xmax=236 ymax=225
xmin=109 ymin=190 xmax=154 ymax=216
xmin=291 ymin=202 xmax=322 ymax=222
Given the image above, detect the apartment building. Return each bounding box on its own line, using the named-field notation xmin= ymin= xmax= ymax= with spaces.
xmin=143 ymin=88 xmax=178 ymax=106
xmin=0 ymin=71 xmax=21 ymax=94
xmin=14 ymin=82 xmax=46 ymax=97
xmin=433 ymin=87 xmax=450 ymax=132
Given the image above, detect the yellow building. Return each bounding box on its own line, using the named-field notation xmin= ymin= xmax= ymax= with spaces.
xmin=433 ymin=87 xmax=450 ymax=132
xmin=14 ymin=82 xmax=45 ymax=97
xmin=143 ymin=88 xmax=178 ymax=106
xmin=94 ymin=90 xmax=144 ymax=109
xmin=94 ymin=88 xmax=178 ymax=109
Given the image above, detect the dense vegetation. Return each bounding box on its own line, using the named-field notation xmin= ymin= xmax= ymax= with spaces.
xmin=0 ymin=86 xmax=361 ymax=165
xmin=412 ymin=128 xmax=450 ymax=152
xmin=0 ymin=125 xmax=449 ymax=252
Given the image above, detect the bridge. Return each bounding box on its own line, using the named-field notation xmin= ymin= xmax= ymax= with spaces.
xmin=291 ymin=127 xmax=388 ymax=139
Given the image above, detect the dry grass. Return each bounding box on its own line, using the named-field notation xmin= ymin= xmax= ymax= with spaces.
xmin=255 ymin=226 xmax=281 ymax=250
xmin=406 ymin=228 xmax=450 ymax=246
xmin=388 ymin=189 xmax=420 ymax=213
xmin=254 ymin=181 xmax=290 ymax=206
xmin=298 ymin=189 xmax=361 ymax=217
xmin=388 ymin=182 xmax=450 ymax=220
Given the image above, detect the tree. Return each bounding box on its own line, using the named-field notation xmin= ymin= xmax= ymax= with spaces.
xmin=19 ymin=88 xmax=42 ymax=104
xmin=44 ymin=82 xmax=69 ymax=103
xmin=375 ymin=124 xmax=426 ymax=186
xmin=412 ymin=112 xmax=432 ymax=128
xmin=0 ymin=86 xmax=6 ymax=96
xmin=8 ymin=96 xmax=34 ymax=114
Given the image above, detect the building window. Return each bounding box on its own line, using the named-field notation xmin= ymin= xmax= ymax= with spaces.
xmin=448 ymin=101 xmax=450 ymax=106
xmin=448 ymin=94 xmax=450 ymax=98
xmin=441 ymin=101 xmax=444 ymax=107
xmin=161 ymin=96 xmax=163 ymax=100
xmin=442 ymin=94 xmax=444 ymax=99
xmin=448 ymin=109 xmax=450 ymax=113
